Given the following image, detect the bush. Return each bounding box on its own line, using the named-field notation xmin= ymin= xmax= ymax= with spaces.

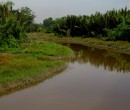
xmin=0 ymin=17 xmax=26 ymax=48
xmin=106 ymin=23 xmax=130 ymax=41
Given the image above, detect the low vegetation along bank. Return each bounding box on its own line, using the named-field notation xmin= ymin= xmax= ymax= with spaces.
xmin=0 ymin=41 xmax=73 ymax=96
xmin=29 ymin=33 xmax=130 ymax=55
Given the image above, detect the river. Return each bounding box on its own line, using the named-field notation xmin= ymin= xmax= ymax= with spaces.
xmin=0 ymin=44 xmax=130 ymax=110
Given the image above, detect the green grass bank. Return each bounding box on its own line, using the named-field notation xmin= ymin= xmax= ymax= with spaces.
xmin=0 ymin=40 xmax=73 ymax=95
xmin=29 ymin=32 xmax=130 ymax=55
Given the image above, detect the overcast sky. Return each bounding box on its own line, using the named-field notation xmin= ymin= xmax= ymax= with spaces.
xmin=1 ymin=0 xmax=130 ymax=23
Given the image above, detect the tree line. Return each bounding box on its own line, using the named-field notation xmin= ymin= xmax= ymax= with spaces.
xmin=0 ymin=1 xmax=37 ymax=48
xmin=43 ymin=7 xmax=130 ymax=41
xmin=1 ymin=1 xmax=130 ymax=49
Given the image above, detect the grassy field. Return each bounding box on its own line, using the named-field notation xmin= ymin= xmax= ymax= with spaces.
xmin=0 ymin=36 xmax=73 ymax=95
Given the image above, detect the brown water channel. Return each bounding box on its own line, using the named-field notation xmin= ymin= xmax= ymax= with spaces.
xmin=0 ymin=44 xmax=130 ymax=110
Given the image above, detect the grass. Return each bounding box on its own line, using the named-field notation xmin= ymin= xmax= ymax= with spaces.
xmin=0 ymin=54 xmax=64 ymax=84
xmin=23 ymin=42 xmax=73 ymax=56
xmin=0 ymin=37 xmax=73 ymax=95
xmin=30 ymin=32 xmax=130 ymax=54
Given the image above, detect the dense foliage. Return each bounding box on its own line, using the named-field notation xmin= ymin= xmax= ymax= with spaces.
xmin=43 ymin=7 xmax=130 ymax=41
xmin=0 ymin=1 xmax=35 ymax=47
xmin=1 ymin=0 xmax=130 ymax=48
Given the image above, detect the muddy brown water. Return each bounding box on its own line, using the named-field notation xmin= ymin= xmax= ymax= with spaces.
xmin=0 ymin=44 xmax=130 ymax=110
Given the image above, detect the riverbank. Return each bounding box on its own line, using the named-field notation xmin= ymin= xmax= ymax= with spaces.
xmin=0 ymin=41 xmax=73 ymax=96
xmin=0 ymin=63 xmax=67 ymax=96
xmin=29 ymin=33 xmax=130 ymax=55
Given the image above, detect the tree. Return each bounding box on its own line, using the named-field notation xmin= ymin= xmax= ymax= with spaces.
xmin=43 ymin=17 xmax=54 ymax=33
xmin=46 ymin=7 xmax=130 ymax=41
xmin=18 ymin=7 xmax=35 ymax=32
xmin=0 ymin=1 xmax=35 ymax=48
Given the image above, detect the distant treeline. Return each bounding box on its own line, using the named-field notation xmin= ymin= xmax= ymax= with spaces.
xmin=1 ymin=1 xmax=130 ymax=48
xmin=43 ymin=7 xmax=130 ymax=41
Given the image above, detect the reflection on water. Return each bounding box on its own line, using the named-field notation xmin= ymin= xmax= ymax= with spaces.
xmin=0 ymin=44 xmax=130 ymax=110
xmin=67 ymin=44 xmax=130 ymax=73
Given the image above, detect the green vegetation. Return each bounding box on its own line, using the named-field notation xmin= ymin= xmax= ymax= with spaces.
xmin=0 ymin=1 xmax=37 ymax=48
xmin=0 ymin=54 xmax=65 ymax=85
xmin=30 ymin=33 xmax=130 ymax=54
xmin=1 ymin=1 xmax=130 ymax=49
xmin=0 ymin=1 xmax=73 ymax=95
xmin=24 ymin=42 xmax=72 ymax=56
xmin=0 ymin=40 xmax=73 ymax=95
xmin=43 ymin=7 xmax=130 ymax=41
xmin=106 ymin=23 xmax=130 ymax=41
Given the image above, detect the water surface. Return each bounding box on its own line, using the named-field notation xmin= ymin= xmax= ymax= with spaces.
xmin=0 ymin=44 xmax=130 ymax=110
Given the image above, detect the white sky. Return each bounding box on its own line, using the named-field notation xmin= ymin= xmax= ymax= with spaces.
xmin=0 ymin=0 xmax=130 ymax=23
